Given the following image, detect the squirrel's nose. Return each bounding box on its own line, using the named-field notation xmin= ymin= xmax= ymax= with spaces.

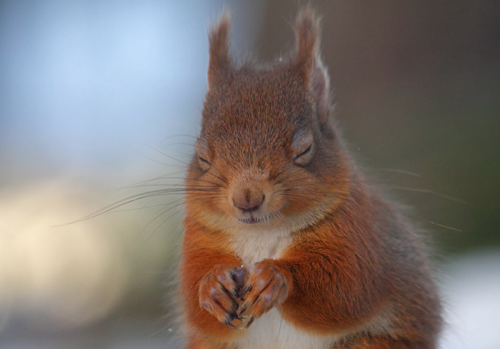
xmin=232 ymin=189 xmax=265 ymax=213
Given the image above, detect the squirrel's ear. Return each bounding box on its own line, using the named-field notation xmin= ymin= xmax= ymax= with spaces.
xmin=309 ymin=58 xmax=331 ymax=126
xmin=295 ymin=8 xmax=331 ymax=125
xmin=295 ymin=7 xmax=320 ymax=81
xmin=208 ymin=11 xmax=232 ymax=89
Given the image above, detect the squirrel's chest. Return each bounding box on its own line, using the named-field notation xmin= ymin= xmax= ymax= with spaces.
xmin=229 ymin=231 xmax=337 ymax=349
xmin=229 ymin=230 xmax=293 ymax=273
xmin=233 ymin=308 xmax=335 ymax=349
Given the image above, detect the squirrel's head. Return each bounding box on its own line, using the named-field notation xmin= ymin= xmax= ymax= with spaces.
xmin=186 ymin=8 xmax=351 ymax=233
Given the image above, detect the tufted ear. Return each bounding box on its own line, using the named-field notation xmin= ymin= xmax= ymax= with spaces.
xmin=208 ymin=11 xmax=232 ymax=89
xmin=294 ymin=7 xmax=331 ymax=125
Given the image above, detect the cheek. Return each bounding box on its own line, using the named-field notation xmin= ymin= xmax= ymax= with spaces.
xmin=208 ymin=189 xmax=231 ymax=213
xmin=278 ymin=167 xmax=345 ymax=216
xmin=184 ymin=173 xmax=228 ymax=214
xmin=282 ymin=188 xmax=320 ymax=216
xmin=278 ymin=171 xmax=319 ymax=214
xmin=262 ymin=183 xmax=288 ymax=213
xmin=184 ymin=187 xmax=232 ymax=229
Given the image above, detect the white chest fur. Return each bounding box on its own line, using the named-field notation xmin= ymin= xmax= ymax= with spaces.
xmin=230 ymin=229 xmax=293 ymax=272
xmin=229 ymin=229 xmax=336 ymax=349
xmin=234 ymin=308 xmax=334 ymax=349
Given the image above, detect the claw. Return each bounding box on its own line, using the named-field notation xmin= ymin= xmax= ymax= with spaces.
xmin=244 ymin=317 xmax=255 ymax=330
xmin=224 ymin=320 xmax=237 ymax=329
xmin=227 ymin=311 xmax=239 ymax=322
xmin=238 ymin=303 xmax=248 ymax=316
xmin=221 ymin=285 xmax=235 ymax=299
xmin=242 ymin=284 xmax=253 ymax=295
xmin=234 ymin=315 xmax=246 ymax=322
xmin=232 ymin=312 xmax=244 ymax=321
xmin=230 ymin=302 xmax=239 ymax=315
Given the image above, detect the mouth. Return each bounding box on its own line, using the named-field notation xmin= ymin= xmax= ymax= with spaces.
xmin=236 ymin=209 xmax=282 ymax=225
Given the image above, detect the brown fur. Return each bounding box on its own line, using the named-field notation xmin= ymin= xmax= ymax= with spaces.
xmin=180 ymin=7 xmax=442 ymax=349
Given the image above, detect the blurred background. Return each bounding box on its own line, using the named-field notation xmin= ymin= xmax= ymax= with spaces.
xmin=0 ymin=0 xmax=499 ymax=348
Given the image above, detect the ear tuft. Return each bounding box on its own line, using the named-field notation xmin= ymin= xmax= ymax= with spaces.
xmin=310 ymin=59 xmax=331 ymax=126
xmin=295 ymin=6 xmax=320 ymax=79
xmin=295 ymin=7 xmax=331 ymax=126
xmin=208 ymin=11 xmax=232 ymax=89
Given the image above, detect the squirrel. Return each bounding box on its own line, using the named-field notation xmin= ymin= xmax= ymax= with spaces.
xmin=179 ymin=7 xmax=442 ymax=349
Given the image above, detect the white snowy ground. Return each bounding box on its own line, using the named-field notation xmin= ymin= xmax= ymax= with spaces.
xmin=440 ymin=249 xmax=500 ymax=349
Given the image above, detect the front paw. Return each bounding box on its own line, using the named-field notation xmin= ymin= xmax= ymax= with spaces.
xmin=239 ymin=260 xmax=290 ymax=329
xmin=199 ymin=265 xmax=247 ymax=329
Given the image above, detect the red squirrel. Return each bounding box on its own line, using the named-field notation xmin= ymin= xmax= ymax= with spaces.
xmin=180 ymin=8 xmax=442 ymax=349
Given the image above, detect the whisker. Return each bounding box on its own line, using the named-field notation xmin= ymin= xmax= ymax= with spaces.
xmin=145 ymin=143 xmax=193 ymax=167
xmin=159 ymin=134 xmax=197 ymax=146
xmin=142 ymin=197 xmax=218 ymax=244
xmin=410 ymin=214 xmax=463 ymax=233
xmin=140 ymin=202 xmax=188 ymax=242
xmin=372 ymin=168 xmax=421 ymax=177
xmin=120 ymin=170 xmax=188 ymax=189
xmin=56 ymin=186 xmax=226 ymax=226
xmin=388 ymin=186 xmax=467 ymax=204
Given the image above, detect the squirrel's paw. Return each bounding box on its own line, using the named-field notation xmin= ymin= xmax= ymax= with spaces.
xmin=239 ymin=260 xmax=290 ymax=329
xmin=199 ymin=265 xmax=247 ymax=329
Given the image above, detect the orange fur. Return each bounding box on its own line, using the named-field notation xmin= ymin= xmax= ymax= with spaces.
xmin=179 ymin=7 xmax=442 ymax=349
xmin=180 ymin=220 xmax=244 ymax=341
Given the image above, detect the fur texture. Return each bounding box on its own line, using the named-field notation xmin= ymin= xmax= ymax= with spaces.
xmin=179 ymin=7 xmax=442 ymax=349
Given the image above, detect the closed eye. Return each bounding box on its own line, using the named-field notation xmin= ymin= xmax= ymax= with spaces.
xmin=195 ymin=138 xmax=211 ymax=171
xmin=198 ymin=156 xmax=210 ymax=165
xmin=295 ymin=144 xmax=312 ymax=159
xmin=291 ymin=129 xmax=315 ymax=166
xmin=197 ymin=155 xmax=212 ymax=172
xmin=293 ymin=142 xmax=314 ymax=166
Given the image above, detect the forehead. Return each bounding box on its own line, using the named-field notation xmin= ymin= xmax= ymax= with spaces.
xmin=202 ymin=69 xmax=312 ymax=148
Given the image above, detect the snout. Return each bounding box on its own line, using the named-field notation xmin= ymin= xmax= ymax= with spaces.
xmin=232 ymin=184 xmax=265 ymax=214
xmin=229 ymin=176 xmax=284 ymax=225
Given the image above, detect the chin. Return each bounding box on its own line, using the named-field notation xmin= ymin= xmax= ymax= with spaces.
xmin=237 ymin=213 xmax=281 ymax=225
xmin=232 ymin=215 xmax=287 ymax=233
